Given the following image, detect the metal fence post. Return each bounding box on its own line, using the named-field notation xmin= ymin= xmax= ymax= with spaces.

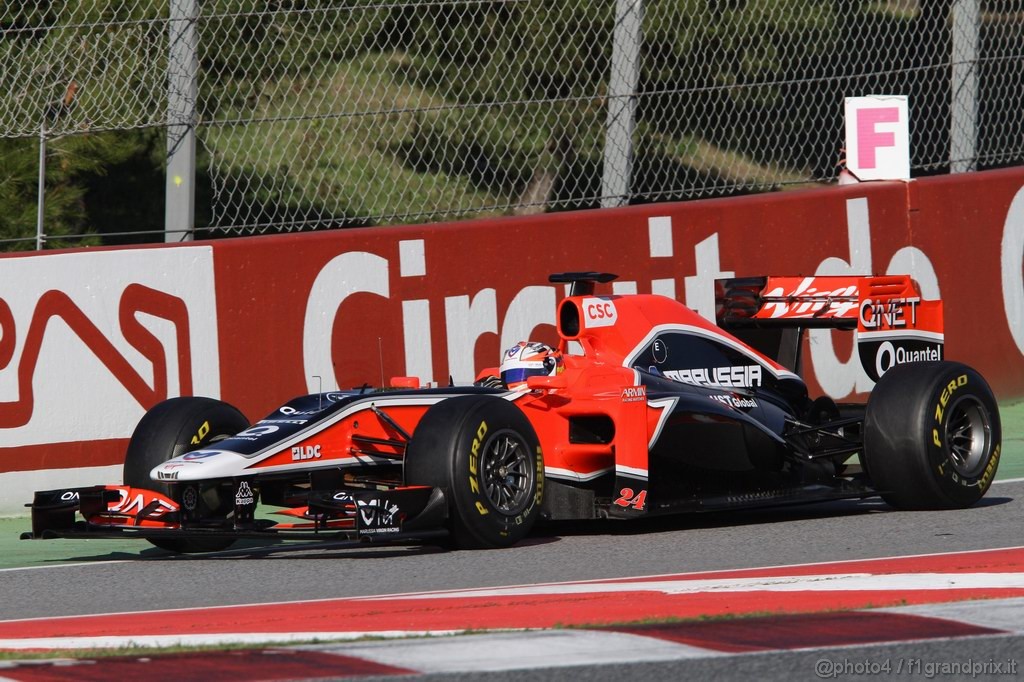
xmin=36 ymin=123 xmax=47 ymax=250
xmin=950 ymin=0 xmax=978 ymax=173
xmin=166 ymin=0 xmax=198 ymax=242
xmin=601 ymin=0 xmax=643 ymax=209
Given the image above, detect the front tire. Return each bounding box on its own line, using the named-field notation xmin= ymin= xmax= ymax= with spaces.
xmin=405 ymin=395 xmax=544 ymax=549
xmin=124 ymin=397 xmax=249 ymax=553
xmin=864 ymin=361 xmax=1001 ymax=509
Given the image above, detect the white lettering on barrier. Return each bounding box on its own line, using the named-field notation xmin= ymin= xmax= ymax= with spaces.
xmin=808 ymin=198 xmax=876 ymax=397
xmin=1003 ymin=185 xmax=1024 ymax=359
xmin=302 ymin=258 xmax=557 ymax=386
xmin=500 ymin=286 xmax=557 ymax=354
xmin=402 ymin=299 xmax=434 ymax=385
xmin=445 ymin=289 xmax=498 ymax=383
xmin=648 ymin=216 xmax=673 ymax=257
xmin=888 ymin=246 xmax=941 ymax=300
xmin=401 ymin=239 xmax=434 ymax=384
xmin=300 ymin=253 xmax=710 ymax=385
xmin=647 ymin=217 xmax=677 ymax=308
xmin=684 ymin=233 xmax=735 ymax=321
xmin=399 ymin=239 xmax=425 ymax=277
xmin=303 ymin=252 xmax=389 ymax=393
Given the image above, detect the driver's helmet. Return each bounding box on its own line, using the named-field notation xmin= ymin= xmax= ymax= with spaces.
xmin=500 ymin=341 xmax=564 ymax=389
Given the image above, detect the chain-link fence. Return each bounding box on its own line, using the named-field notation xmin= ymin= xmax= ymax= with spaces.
xmin=1 ymin=0 xmax=1022 ymax=246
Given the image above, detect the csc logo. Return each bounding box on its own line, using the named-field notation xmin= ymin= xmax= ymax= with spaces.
xmin=582 ymin=297 xmax=618 ymax=328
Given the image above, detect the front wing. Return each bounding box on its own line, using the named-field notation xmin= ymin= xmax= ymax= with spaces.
xmin=21 ymin=484 xmax=449 ymax=545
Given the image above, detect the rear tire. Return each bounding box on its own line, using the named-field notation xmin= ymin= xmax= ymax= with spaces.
xmin=124 ymin=397 xmax=249 ymax=553
xmin=864 ymin=361 xmax=1001 ymax=509
xmin=405 ymin=395 xmax=544 ymax=549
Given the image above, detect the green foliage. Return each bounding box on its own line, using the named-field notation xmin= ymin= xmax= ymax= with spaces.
xmin=0 ymin=1 xmax=166 ymax=139
xmin=0 ymin=1 xmax=166 ymax=249
xmin=199 ymin=0 xmax=394 ymax=115
xmin=646 ymin=0 xmax=837 ymax=90
xmin=393 ymin=2 xmax=612 ymax=103
xmin=0 ymin=130 xmax=162 ymax=249
xmin=376 ymin=3 xmax=613 ymax=210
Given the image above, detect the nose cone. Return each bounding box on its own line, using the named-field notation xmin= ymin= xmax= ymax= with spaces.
xmin=151 ymin=449 xmax=247 ymax=482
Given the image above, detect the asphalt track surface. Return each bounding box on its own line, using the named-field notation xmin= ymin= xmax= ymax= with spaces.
xmin=1 ymin=477 xmax=1022 ymax=622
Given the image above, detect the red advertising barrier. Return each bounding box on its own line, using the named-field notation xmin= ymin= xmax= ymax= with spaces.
xmin=1 ymin=168 xmax=1022 ymax=511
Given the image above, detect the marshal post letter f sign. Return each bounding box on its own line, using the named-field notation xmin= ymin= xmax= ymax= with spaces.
xmin=844 ymin=96 xmax=910 ymax=181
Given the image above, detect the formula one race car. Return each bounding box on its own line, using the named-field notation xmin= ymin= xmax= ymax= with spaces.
xmin=23 ymin=272 xmax=1001 ymax=552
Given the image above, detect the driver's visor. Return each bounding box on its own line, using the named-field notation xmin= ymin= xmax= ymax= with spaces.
xmin=501 ymin=368 xmax=544 ymax=386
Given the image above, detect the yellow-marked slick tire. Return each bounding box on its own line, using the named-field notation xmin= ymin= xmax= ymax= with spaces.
xmin=405 ymin=395 xmax=544 ymax=549
xmin=864 ymin=361 xmax=1001 ymax=509
xmin=124 ymin=397 xmax=249 ymax=553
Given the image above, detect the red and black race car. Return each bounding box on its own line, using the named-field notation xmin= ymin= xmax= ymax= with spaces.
xmin=23 ymin=272 xmax=1001 ymax=552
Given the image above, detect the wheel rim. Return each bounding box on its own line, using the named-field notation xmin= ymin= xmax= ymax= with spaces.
xmin=945 ymin=395 xmax=991 ymax=478
xmin=480 ymin=429 xmax=534 ymax=515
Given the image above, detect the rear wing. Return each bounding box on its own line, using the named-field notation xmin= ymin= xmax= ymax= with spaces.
xmin=715 ymin=275 xmax=943 ymax=381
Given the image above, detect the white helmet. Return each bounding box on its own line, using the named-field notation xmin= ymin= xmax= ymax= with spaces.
xmin=500 ymin=341 xmax=564 ymax=389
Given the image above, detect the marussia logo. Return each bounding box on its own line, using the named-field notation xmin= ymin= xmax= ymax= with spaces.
xmin=664 ymin=365 xmax=763 ymax=388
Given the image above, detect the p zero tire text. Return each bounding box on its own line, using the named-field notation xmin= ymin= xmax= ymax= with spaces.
xmin=864 ymin=361 xmax=1001 ymax=509
xmin=405 ymin=395 xmax=544 ymax=549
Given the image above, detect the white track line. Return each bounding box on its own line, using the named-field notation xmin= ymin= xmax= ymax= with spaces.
xmin=0 ymin=631 xmax=462 ymax=651
xmin=0 ymin=560 xmax=128 ymax=574
xmin=363 ymin=572 xmax=1024 ymax=601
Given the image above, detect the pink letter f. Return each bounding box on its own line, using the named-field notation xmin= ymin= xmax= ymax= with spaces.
xmin=856 ymin=107 xmax=900 ymax=169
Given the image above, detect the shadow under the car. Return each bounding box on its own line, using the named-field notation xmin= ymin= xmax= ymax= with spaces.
xmin=529 ymin=493 xmax=1016 ymax=540
xmin=968 ymin=495 xmax=1014 ymax=508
